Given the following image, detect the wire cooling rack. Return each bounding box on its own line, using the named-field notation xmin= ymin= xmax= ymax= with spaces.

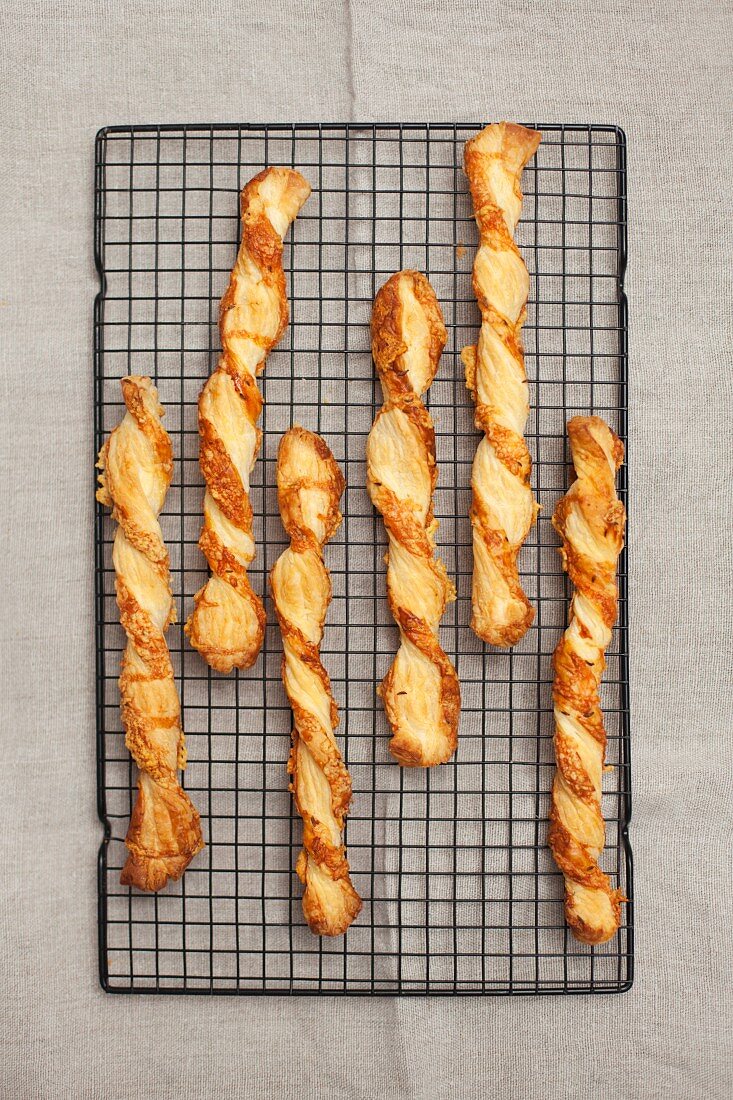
xmin=94 ymin=123 xmax=631 ymax=995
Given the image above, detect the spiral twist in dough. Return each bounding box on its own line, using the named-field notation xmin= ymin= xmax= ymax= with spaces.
xmin=462 ymin=122 xmax=541 ymax=647
xmin=186 ymin=167 xmax=311 ymax=673
xmin=367 ymin=271 xmax=460 ymax=767
xmin=97 ymin=376 xmax=204 ymax=891
xmin=549 ymin=415 xmax=626 ymax=944
xmin=270 ymin=427 xmax=361 ymax=936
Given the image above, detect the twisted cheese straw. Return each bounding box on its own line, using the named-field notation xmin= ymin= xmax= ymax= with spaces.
xmin=97 ymin=376 xmax=204 ymax=891
xmin=367 ymin=271 xmax=460 ymax=767
xmin=462 ymin=122 xmax=541 ymax=647
xmin=270 ymin=427 xmax=361 ymax=935
xmin=549 ymin=416 xmax=626 ymax=944
xmin=186 ymin=167 xmax=311 ymax=672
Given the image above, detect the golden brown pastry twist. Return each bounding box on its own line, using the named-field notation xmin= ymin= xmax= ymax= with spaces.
xmin=549 ymin=416 xmax=626 ymax=944
xmin=186 ymin=167 xmax=311 ymax=673
xmin=366 ymin=271 xmax=460 ymax=767
xmin=461 ymin=122 xmax=541 ymax=647
xmin=270 ymin=427 xmax=361 ymax=935
xmin=97 ymin=376 xmax=204 ymax=891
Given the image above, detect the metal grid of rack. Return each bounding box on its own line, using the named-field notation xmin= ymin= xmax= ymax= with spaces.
xmin=94 ymin=123 xmax=632 ymax=994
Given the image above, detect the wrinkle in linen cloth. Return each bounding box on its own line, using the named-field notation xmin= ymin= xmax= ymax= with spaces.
xmin=1 ymin=1 xmax=732 ymax=1098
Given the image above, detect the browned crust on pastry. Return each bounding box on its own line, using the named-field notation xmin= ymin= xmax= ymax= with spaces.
xmin=549 ymin=415 xmax=626 ymax=944
xmin=464 ymin=124 xmax=541 ymax=230
xmin=186 ymin=167 xmax=311 ymax=673
xmin=368 ymin=271 xmax=460 ymax=767
xmin=271 ymin=427 xmax=361 ymax=936
xmin=462 ymin=122 xmax=541 ymax=648
xmin=121 ymin=775 xmax=203 ymax=892
xmin=97 ymin=376 xmax=204 ymax=892
xmin=371 ymin=271 xmax=447 ymax=401
xmin=277 ymin=426 xmax=346 ymax=550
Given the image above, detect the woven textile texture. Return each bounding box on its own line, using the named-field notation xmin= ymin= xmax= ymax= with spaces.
xmin=1 ymin=1 xmax=731 ymax=1097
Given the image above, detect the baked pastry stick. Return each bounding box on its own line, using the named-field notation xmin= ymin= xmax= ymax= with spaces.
xmin=549 ymin=416 xmax=626 ymax=944
xmin=462 ymin=122 xmax=541 ymax=647
xmin=367 ymin=271 xmax=460 ymax=767
xmin=97 ymin=377 xmax=204 ymax=891
xmin=270 ymin=427 xmax=362 ymax=935
xmin=185 ymin=167 xmax=311 ymax=673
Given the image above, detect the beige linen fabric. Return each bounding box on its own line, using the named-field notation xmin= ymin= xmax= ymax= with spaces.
xmin=1 ymin=1 xmax=732 ymax=1097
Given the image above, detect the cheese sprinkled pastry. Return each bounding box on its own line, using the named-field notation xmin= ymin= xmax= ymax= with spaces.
xmin=367 ymin=271 xmax=460 ymax=767
xmin=97 ymin=376 xmax=204 ymax=891
xmin=186 ymin=167 xmax=311 ymax=672
xmin=270 ymin=427 xmax=361 ymax=935
xmin=462 ymin=122 xmax=541 ymax=647
xmin=549 ymin=415 xmax=626 ymax=944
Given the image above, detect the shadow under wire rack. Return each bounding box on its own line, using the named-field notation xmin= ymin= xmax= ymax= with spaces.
xmin=94 ymin=122 xmax=632 ymax=995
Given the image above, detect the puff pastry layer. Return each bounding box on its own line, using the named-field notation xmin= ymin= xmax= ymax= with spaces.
xmin=367 ymin=271 xmax=460 ymax=767
xmin=270 ymin=427 xmax=361 ymax=935
xmin=186 ymin=167 xmax=311 ymax=672
xmin=462 ymin=122 xmax=541 ymax=647
xmin=97 ymin=377 xmax=204 ymax=891
xmin=549 ymin=416 xmax=626 ymax=944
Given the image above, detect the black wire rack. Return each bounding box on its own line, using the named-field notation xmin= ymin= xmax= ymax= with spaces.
xmin=94 ymin=122 xmax=632 ymax=995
